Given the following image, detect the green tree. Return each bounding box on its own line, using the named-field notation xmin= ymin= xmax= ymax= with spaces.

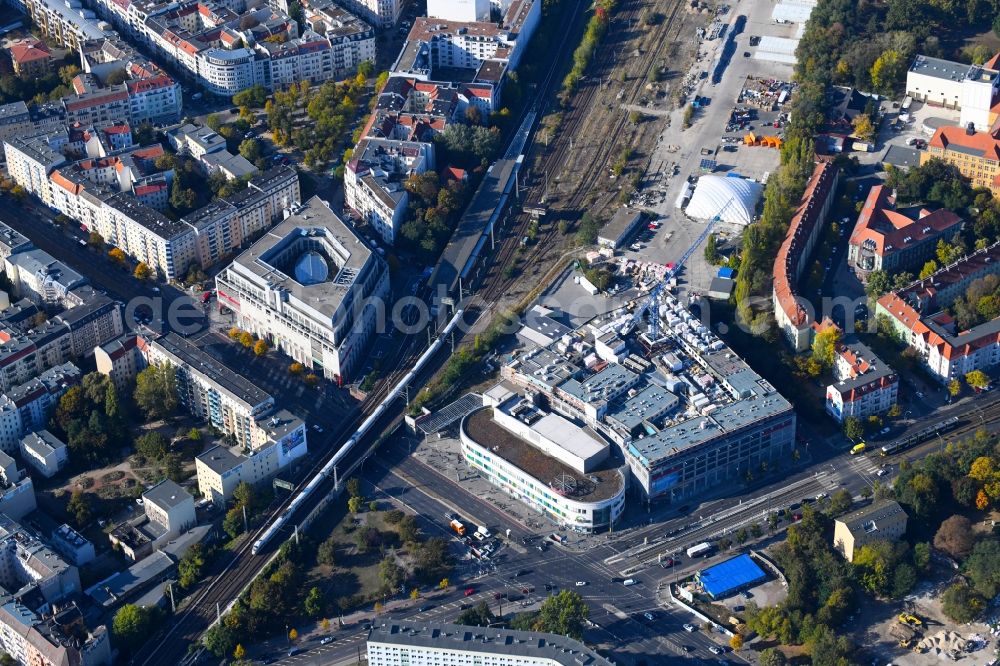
xmin=113 ymin=604 xmax=155 ymax=652
xmin=179 ymin=543 xmax=207 ymax=589
xmin=134 ymin=364 xmax=179 ymax=419
xmin=170 ymin=179 xmax=197 ymax=213
xmin=379 ymin=556 xmax=405 ymax=593
xmin=531 ymin=590 xmax=589 ymax=639
xmin=828 ymin=489 xmax=853 ymax=516
xmin=67 ymin=491 xmax=92 ymax=527
xmin=919 ymin=260 xmax=938 ymax=279
xmin=135 ymin=431 xmax=169 ymax=461
xmin=304 ymin=586 xmax=325 ymax=618
xmin=870 ymin=49 xmax=905 ymax=95
xmin=348 ymin=496 xmax=363 ymax=513
xmin=844 ymin=416 xmax=864 ymax=441
xmin=575 ymin=213 xmax=600 ymax=246
xmin=239 ymin=138 xmax=261 ymax=163
xmin=704 ymin=233 xmax=721 ymax=265
xmin=914 ymin=542 xmax=931 ymax=572
xmin=948 ymin=379 xmax=962 ymax=398
xmin=347 ymin=477 xmax=361 ymax=498
xmin=964 ymin=539 xmax=1000 ymax=598
xmin=942 ymin=582 xmax=985 ymax=623
xmin=203 ymin=621 xmax=238 ymax=656
xmin=223 ymin=507 xmax=244 ymax=538
xmin=759 ymin=647 xmax=787 ymax=666
xmin=456 ymin=601 xmax=496 ymax=626
xmin=398 ymin=515 xmax=420 ymax=543
xmin=317 ymin=537 xmax=337 ymax=566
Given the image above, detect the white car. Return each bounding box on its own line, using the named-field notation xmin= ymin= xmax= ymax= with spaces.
xmin=709 ymin=646 xmax=722 ymax=655
xmin=876 ymin=468 xmax=888 ymax=477
xmin=683 ymin=624 xmax=695 ymax=632
xmin=575 ymin=581 xmax=587 ymax=587
xmin=320 ymin=637 xmax=333 ymax=645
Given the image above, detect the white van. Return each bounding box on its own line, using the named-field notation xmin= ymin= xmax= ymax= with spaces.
xmin=623 ymin=578 xmax=638 ymax=586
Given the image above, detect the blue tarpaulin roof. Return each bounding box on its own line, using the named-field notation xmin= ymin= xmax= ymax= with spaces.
xmin=697 ymin=554 xmax=766 ymax=599
xmin=718 ymin=267 xmax=735 ymax=279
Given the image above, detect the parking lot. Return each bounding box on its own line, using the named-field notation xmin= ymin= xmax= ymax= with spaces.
xmin=620 ymin=0 xmax=796 ymax=297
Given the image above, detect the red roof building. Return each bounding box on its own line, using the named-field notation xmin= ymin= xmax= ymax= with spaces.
xmin=847 ymin=184 xmax=963 ymax=281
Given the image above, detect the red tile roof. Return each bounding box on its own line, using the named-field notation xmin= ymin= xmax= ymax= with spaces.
xmin=773 ymin=162 xmax=839 ymax=329
xmin=8 ymin=39 xmax=50 ymax=64
xmin=929 ymin=124 xmax=1000 ymax=161
xmin=848 ymin=184 xmax=962 ymax=257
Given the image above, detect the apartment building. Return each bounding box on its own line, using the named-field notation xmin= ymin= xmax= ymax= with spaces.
xmin=4 ymin=250 xmax=88 ymax=309
xmin=166 ymin=123 xmax=257 ymax=179
xmin=772 ymin=162 xmax=841 ymax=351
xmin=367 ymin=76 xmax=495 ymax=143
xmin=393 ymin=0 xmax=539 ymax=77
xmin=0 ymin=514 xmax=80 ymax=605
xmin=195 ymin=412 xmax=305 ymax=505
xmin=88 ymin=0 xmax=373 ymax=96
xmin=0 ymin=102 xmax=33 ymax=162
xmin=0 ymin=600 xmax=109 ymax=666
xmin=216 ymin=197 xmax=390 ymax=382
xmin=94 ymin=335 xmax=141 ymax=393
xmin=19 ymin=430 xmax=69 ymax=478
xmin=7 ymin=124 xmax=300 ymax=278
xmin=304 ymin=0 xmax=376 ymax=78
xmin=344 ymin=138 xmax=434 ymax=244
xmin=142 ymin=479 xmax=195 ymax=537
xmin=139 ymin=332 xmax=275 ymax=448
xmin=12 ymin=0 xmax=112 ymax=50
xmin=906 ymin=54 xmax=1000 ymax=131
xmin=427 ymin=0 xmax=489 ymax=22
xmin=367 ymin=621 xmax=614 ymax=666
xmin=876 ymin=240 xmax=1000 ymax=382
xmin=922 ymin=123 xmax=1000 ymax=197
xmin=309 ymin=0 xmax=399 ymax=28
xmin=833 ymin=500 xmax=908 ymax=561
xmin=6 ymin=38 xmax=52 ymax=78
xmin=848 ymin=184 xmax=963 ymax=281
xmin=0 ymin=364 xmax=81 ymax=452
xmin=825 ymin=340 xmax=898 ymax=423
xmin=0 ymin=450 xmax=37 ymax=521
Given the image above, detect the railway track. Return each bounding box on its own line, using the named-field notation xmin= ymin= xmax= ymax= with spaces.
xmin=479 ymin=0 xmax=690 ymax=304
xmin=141 ymin=332 xmax=426 ymax=666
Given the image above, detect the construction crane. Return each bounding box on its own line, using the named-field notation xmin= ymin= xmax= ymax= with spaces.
xmin=623 ymin=197 xmax=737 ymax=339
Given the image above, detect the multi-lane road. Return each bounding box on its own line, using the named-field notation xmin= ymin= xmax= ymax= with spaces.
xmin=256 ymin=387 xmax=1000 ymax=666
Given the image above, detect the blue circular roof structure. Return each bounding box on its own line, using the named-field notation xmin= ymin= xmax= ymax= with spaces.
xmin=294 ymin=251 xmax=328 ymax=285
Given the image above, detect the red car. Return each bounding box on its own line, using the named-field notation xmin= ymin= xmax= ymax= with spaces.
xmin=464 ymin=588 xmax=475 ymax=597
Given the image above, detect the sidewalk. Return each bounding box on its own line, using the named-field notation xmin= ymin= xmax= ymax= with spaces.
xmin=404 ymin=431 xmax=606 ymax=552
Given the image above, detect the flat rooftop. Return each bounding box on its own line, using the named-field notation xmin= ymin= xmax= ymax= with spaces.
xmin=368 ymin=621 xmax=614 ymax=666
xmin=605 ymin=384 xmax=679 ymax=432
xmin=464 ymin=408 xmax=622 ymax=502
xmin=227 ymin=196 xmax=376 ymax=320
xmin=909 ymin=55 xmax=973 ymax=82
xmin=559 ymin=363 xmax=639 ymax=406
xmin=149 ymin=333 xmax=272 ymax=409
xmin=428 ymin=158 xmax=519 ymax=297
xmin=196 ymin=444 xmax=243 ymax=476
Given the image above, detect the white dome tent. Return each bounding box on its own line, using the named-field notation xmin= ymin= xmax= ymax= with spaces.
xmin=685 ymin=175 xmax=763 ymax=226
